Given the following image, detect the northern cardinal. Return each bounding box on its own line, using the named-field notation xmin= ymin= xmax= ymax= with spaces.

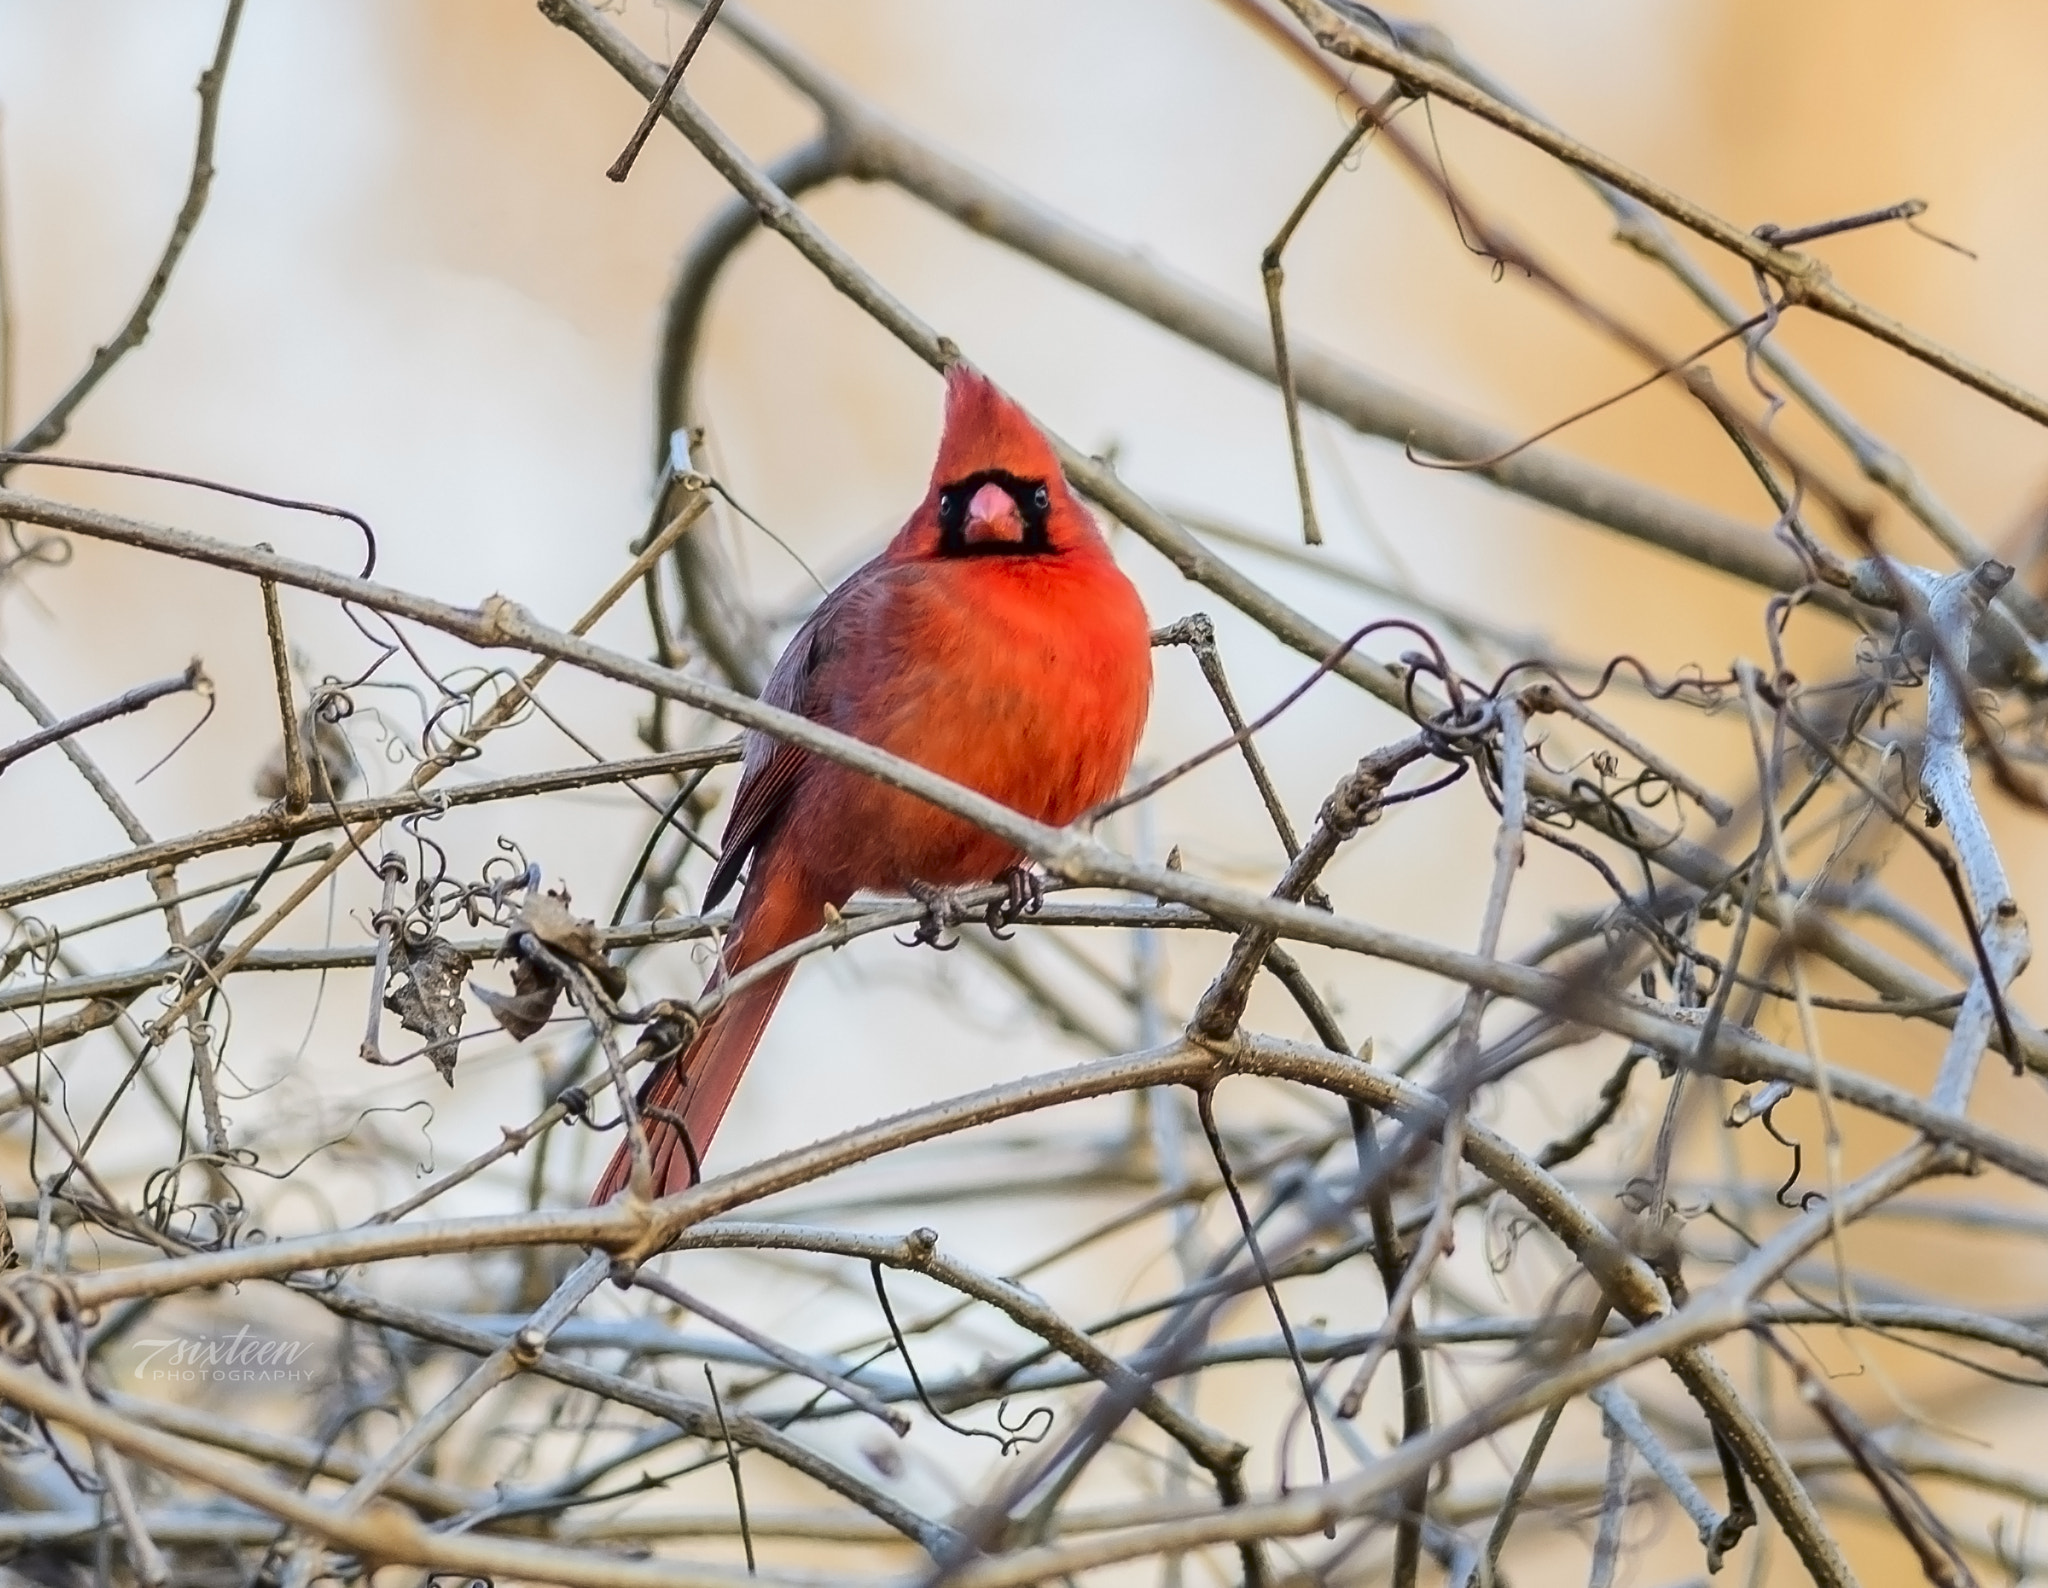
xmin=593 ymin=366 xmax=1151 ymax=1202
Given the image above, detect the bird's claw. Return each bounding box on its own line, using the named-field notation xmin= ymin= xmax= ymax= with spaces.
xmin=984 ymin=866 xmax=1044 ymax=940
xmin=900 ymin=883 xmax=965 ymax=951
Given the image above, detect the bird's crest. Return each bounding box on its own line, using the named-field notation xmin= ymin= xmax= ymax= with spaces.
xmin=931 ymin=364 xmax=1062 ymax=487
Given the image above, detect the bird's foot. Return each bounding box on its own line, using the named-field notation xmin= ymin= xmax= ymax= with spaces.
xmin=901 ymin=881 xmax=966 ymax=951
xmin=985 ymin=866 xmax=1044 ymax=940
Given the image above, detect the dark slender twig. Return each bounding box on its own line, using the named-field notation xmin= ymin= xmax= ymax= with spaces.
xmin=605 ymin=0 xmax=730 ymax=183
xmin=132 ymin=678 xmax=218 ymax=784
xmin=1261 ymin=86 xmax=1407 ymax=544
xmin=868 ymin=1264 xmax=1051 ymax=1458
xmin=703 ymin=1365 xmax=757 ymax=1575
xmin=0 ymin=452 xmax=376 ymax=576
xmin=1482 ymin=1303 xmax=1613 ymax=1570
xmin=258 ymin=576 xmax=309 ymax=815
xmin=0 ymin=661 xmax=206 ymax=776
xmin=1757 ymin=1328 xmax=1977 ymax=1587
xmin=2 ymin=0 xmax=246 ymax=464
xmin=1408 ymin=311 xmax=1771 ymax=474
xmin=635 ymin=1269 xmax=909 ymax=1434
xmin=1095 ymin=619 xmax=1451 ymax=821
xmin=1194 ymin=1085 xmax=1333 ymax=1522
xmin=1752 ymin=197 xmax=1933 ymax=250
xmin=609 ymin=764 xmax=718 ymax=926
xmin=1152 ymin=614 xmax=1310 ymax=860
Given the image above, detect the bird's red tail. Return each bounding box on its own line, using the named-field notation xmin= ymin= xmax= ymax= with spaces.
xmin=591 ymin=866 xmax=823 ymax=1203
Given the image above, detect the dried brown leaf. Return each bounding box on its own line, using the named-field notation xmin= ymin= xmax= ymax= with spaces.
xmin=384 ymin=935 xmax=472 ymax=1082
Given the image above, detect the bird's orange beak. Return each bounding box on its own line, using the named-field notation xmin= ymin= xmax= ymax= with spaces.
xmin=961 ymin=480 xmax=1026 ymax=548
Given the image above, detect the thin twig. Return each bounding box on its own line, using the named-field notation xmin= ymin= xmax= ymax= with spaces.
xmin=703 ymin=1363 xmax=757 ymax=1574
xmin=259 ymin=575 xmax=310 ymax=814
xmin=0 ymin=660 xmax=206 ymax=777
xmin=1262 ymin=87 xmax=1406 ymax=543
xmin=604 ymin=0 xmax=729 ymax=183
xmin=3 ymin=0 xmax=247 ymax=461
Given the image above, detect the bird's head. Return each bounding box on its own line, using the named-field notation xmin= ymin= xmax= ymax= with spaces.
xmin=896 ymin=364 xmax=1105 ymax=562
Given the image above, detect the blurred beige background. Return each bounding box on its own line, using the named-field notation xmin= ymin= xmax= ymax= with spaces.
xmin=6 ymin=2 xmax=2048 ymax=1581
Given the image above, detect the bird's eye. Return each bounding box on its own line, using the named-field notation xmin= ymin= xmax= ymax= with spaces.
xmin=1032 ymin=484 xmax=1050 ymax=512
xmin=939 ymin=489 xmax=961 ymax=525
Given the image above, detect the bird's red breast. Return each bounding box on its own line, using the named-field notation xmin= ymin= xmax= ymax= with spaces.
xmin=593 ymin=364 xmax=1151 ymax=1204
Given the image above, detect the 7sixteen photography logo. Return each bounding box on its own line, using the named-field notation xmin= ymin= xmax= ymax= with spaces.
xmin=127 ymin=1326 xmax=312 ymax=1385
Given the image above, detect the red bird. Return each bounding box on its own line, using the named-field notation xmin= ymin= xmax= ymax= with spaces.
xmin=594 ymin=366 xmax=1151 ymax=1202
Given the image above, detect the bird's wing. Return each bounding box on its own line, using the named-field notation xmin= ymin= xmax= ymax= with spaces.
xmin=702 ymin=560 xmax=882 ymax=908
